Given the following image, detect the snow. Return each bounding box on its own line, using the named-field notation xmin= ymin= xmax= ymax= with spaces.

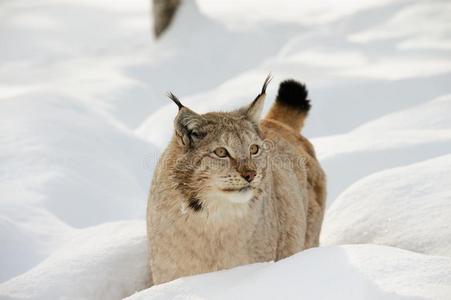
xmin=197 ymin=0 xmax=404 ymax=29
xmin=0 ymin=92 xmax=158 ymax=281
xmin=348 ymin=2 xmax=451 ymax=50
xmin=0 ymin=221 xmax=150 ymax=300
xmin=313 ymin=94 xmax=451 ymax=202
xmin=126 ymin=245 xmax=451 ymax=300
xmin=353 ymin=94 xmax=451 ymax=132
xmin=1 ymin=0 xmax=451 ymax=299
xmin=321 ymin=154 xmax=451 ymax=257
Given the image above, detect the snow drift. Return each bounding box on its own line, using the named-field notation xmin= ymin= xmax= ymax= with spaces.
xmin=322 ymin=154 xmax=451 ymax=257
xmin=1 ymin=0 xmax=451 ymax=299
xmin=126 ymin=245 xmax=451 ymax=300
xmin=0 ymin=93 xmax=158 ymax=280
xmin=0 ymin=222 xmax=150 ymax=300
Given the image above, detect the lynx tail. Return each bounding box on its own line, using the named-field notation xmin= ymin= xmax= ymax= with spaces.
xmin=265 ymin=80 xmax=311 ymax=132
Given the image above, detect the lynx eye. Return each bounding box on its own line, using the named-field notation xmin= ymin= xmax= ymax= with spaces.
xmin=250 ymin=144 xmax=260 ymax=155
xmin=213 ymin=147 xmax=229 ymax=158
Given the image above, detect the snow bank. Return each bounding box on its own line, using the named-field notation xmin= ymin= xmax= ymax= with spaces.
xmin=2 ymin=0 xmax=451 ymax=298
xmin=197 ymin=0 xmax=403 ymax=29
xmin=349 ymin=2 xmax=451 ymax=51
xmin=0 ymin=203 xmax=72 ymax=282
xmin=0 ymin=93 xmax=158 ymax=280
xmin=314 ymin=94 xmax=451 ymax=202
xmin=0 ymin=0 xmax=160 ymax=127
xmin=353 ymin=94 xmax=451 ymax=132
xmin=126 ymin=245 xmax=451 ymax=300
xmin=1 ymin=93 xmax=157 ymax=227
xmin=0 ymin=221 xmax=150 ymax=300
xmin=321 ymin=154 xmax=451 ymax=257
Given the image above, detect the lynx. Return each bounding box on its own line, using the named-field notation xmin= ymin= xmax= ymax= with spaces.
xmin=147 ymin=76 xmax=326 ymax=284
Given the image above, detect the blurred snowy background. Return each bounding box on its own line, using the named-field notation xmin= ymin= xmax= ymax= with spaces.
xmin=1 ymin=0 xmax=451 ymax=299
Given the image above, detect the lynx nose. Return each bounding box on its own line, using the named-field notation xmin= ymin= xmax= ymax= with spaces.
xmin=241 ymin=170 xmax=256 ymax=183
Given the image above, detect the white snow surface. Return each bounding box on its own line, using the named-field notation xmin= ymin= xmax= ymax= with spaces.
xmin=126 ymin=245 xmax=451 ymax=300
xmin=0 ymin=221 xmax=150 ymax=300
xmin=321 ymin=154 xmax=451 ymax=257
xmin=1 ymin=0 xmax=451 ymax=299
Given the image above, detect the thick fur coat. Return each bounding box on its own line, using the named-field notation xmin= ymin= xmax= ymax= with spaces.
xmin=147 ymin=77 xmax=326 ymax=284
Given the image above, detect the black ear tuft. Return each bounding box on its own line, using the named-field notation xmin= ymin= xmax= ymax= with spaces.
xmin=276 ymin=80 xmax=311 ymax=112
xmin=168 ymin=92 xmax=184 ymax=110
xmin=261 ymin=73 xmax=272 ymax=94
xmin=244 ymin=74 xmax=272 ymax=123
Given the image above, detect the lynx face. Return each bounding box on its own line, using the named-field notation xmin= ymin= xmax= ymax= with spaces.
xmin=169 ymin=78 xmax=271 ymax=213
xmin=200 ymin=127 xmax=266 ymax=204
xmin=171 ymin=111 xmax=269 ymax=214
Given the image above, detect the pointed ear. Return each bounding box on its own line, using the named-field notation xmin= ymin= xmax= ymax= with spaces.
xmin=243 ymin=74 xmax=272 ymax=123
xmin=168 ymin=93 xmax=205 ymax=147
xmin=174 ymin=108 xmax=205 ymax=147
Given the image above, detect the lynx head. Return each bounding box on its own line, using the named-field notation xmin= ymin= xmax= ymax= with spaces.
xmin=169 ymin=76 xmax=272 ymax=215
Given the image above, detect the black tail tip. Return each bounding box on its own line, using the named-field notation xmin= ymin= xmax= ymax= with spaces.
xmin=276 ymin=79 xmax=311 ymax=112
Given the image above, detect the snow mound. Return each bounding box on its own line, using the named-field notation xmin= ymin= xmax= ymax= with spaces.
xmin=0 ymin=221 xmax=150 ymax=300
xmin=0 ymin=203 xmax=72 ymax=283
xmin=1 ymin=93 xmax=158 ymax=228
xmin=126 ymin=245 xmax=451 ymax=300
xmin=313 ymin=95 xmax=451 ymax=203
xmin=0 ymin=93 xmax=158 ymax=280
xmin=197 ymin=0 xmax=403 ymax=29
xmin=349 ymin=2 xmax=451 ymax=51
xmin=353 ymin=94 xmax=451 ymax=132
xmin=321 ymin=154 xmax=451 ymax=257
xmin=2 ymin=0 xmax=451 ymax=297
